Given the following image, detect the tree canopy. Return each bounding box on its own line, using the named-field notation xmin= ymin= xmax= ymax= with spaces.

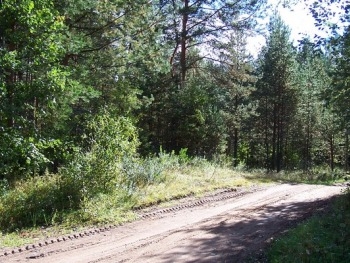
xmin=0 ymin=0 xmax=349 ymax=181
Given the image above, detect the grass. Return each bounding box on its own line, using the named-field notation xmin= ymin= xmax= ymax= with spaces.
xmin=244 ymin=168 xmax=347 ymax=185
xmin=0 ymin=160 xmax=265 ymax=249
xmin=0 ymin=224 xmax=85 ymax=249
xmin=268 ymin=187 xmax=350 ymax=263
xmin=132 ymin=166 xmax=252 ymax=208
xmin=0 ymin=153 xmax=347 ymax=250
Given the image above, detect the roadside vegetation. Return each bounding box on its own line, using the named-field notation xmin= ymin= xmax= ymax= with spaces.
xmin=0 ymin=146 xmax=347 ymax=249
xmin=268 ymin=186 xmax=350 ymax=263
xmin=1 ymin=0 xmax=350 ymax=257
xmin=0 ymin=109 xmax=348 ymax=248
xmin=0 ymin=150 xmax=258 ymax=248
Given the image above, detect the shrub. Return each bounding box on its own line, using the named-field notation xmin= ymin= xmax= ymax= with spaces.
xmin=157 ymin=147 xmax=181 ymax=170
xmin=120 ymin=156 xmax=165 ymax=192
xmin=0 ymin=179 xmax=9 ymax=196
xmin=0 ymin=132 xmax=51 ymax=181
xmin=0 ymin=176 xmax=80 ymax=232
xmin=60 ymin=111 xmax=140 ymax=197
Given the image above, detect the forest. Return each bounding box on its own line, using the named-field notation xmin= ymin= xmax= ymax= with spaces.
xmin=0 ymin=0 xmax=350 ymax=232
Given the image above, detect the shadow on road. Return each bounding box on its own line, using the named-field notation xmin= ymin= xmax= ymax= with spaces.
xmin=154 ymin=195 xmax=339 ymax=263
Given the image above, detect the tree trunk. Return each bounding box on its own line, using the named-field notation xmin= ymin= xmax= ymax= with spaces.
xmin=233 ymin=94 xmax=239 ymax=167
xmin=271 ymin=101 xmax=277 ymax=171
xmin=330 ymin=134 xmax=334 ymax=171
xmin=264 ymin=97 xmax=270 ymax=169
xmin=345 ymin=129 xmax=349 ymax=171
xmin=180 ymin=0 xmax=189 ymax=84
xmin=233 ymin=128 xmax=239 ymax=167
xmin=6 ymin=75 xmax=15 ymax=128
xmin=6 ymin=36 xmax=16 ymax=128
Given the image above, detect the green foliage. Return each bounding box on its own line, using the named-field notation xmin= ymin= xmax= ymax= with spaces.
xmin=290 ymin=39 xmax=332 ymax=171
xmin=0 ymin=0 xmax=165 ymax=180
xmin=147 ymin=71 xmax=230 ymax=158
xmin=249 ymin=15 xmax=298 ymax=171
xmin=0 ymin=0 xmax=95 ymax=179
xmin=176 ymin=78 xmax=222 ymax=155
xmin=268 ymin=189 xmax=350 ymax=263
xmin=159 ymin=0 xmax=267 ymax=81
xmin=0 ymin=179 xmax=9 ymax=197
xmin=0 ymin=150 xmax=248 ymax=233
xmin=120 ymin=156 xmax=165 ymax=192
xmin=157 ymin=147 xmax=182 ymax=170
xmin=178 ymin=148 xmax=191 ymax=164
xmin=0 ymin=109 xmax=140 ymax=231
xmin=81 ymin=190 xmax=136 ymax=225
xmin=61 ymin=111 xmax=140 ymax=197
xmin=119 ymin=147 xmax=192 ymax=192
xmin=331 ymin=26 xmax=350 ymax=128
xmin=0 ymin=176 xmax=80 ymax=232
xmin=0 ymin=131 xmax=51 ymax=180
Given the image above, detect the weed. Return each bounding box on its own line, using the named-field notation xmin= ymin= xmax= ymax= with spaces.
xmin=268 ymin=187 xmax=350 ymax=263
xmin=0 ymin=151 xmax=262 ymax=247
xmin=243 ymin=167 xmax=347 ymax=185
xmin=81 ymin=190 xmax=137 ymax=225
xmin=120 ymin=156 xmax=165 ymax=191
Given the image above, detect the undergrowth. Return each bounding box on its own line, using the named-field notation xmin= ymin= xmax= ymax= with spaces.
xmin=0 ymin=128 xmax=346 ymax=249
xmin=244 ymin=167 xmax=348 ymax=185
xmin=1 ymin=111 xmax=346 ymax=250
xmin=0 ymin=150 xmax=256 ymax=248
xmin=268 ymin=187 xmax=350 ymax=263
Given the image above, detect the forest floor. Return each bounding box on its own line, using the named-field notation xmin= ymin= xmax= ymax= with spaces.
xmin=0 ymin=183 xmax=344 ymax=263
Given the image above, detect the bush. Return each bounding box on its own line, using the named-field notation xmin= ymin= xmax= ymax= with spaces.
xmin=157 ymin=147 xmax=181 ymax=170
xmin=0 ymin=176 xmax=80 ymax=232
xmin=120 ymin=156 xmax=165 ymax=192
xmin=0 ymin=179 xmax=9 ymax=196
xmin=0 ymin=132 xmax=51 ymax=181
xmin=60 ymin=111 xmax=140 ymax=197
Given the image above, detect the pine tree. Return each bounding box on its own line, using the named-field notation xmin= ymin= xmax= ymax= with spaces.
xmin=210 ymin=31 xmax=256 ymax=166
xmin=156 ymin=0 xmax=266 ymax=84
xmin=293 ymin=39 xmax=332 ymax=170
xmin=251 ymin=15 xmax=297 ymax=171
xmin=0 ymin=0 xmax=166 ymax=179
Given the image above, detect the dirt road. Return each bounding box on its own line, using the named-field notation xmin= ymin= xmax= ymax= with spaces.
xmin=0 ymin=183 xmax=344 ymax=263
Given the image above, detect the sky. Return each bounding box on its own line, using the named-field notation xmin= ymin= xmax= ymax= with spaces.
xmin=279 ymin=2 xmax=319 ymax=39
xmin=247 ymin=0 xmax=321 ymax=57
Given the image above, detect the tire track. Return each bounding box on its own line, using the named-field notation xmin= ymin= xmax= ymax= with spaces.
xmin=0 ymin=184 xmax=344 ymax=263
xmin=0 ymin=185 xmax=264 ymax=258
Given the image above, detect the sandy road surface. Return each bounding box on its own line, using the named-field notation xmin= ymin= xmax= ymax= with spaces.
xmin=0 ymin=183 xmax=344 ymax=263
